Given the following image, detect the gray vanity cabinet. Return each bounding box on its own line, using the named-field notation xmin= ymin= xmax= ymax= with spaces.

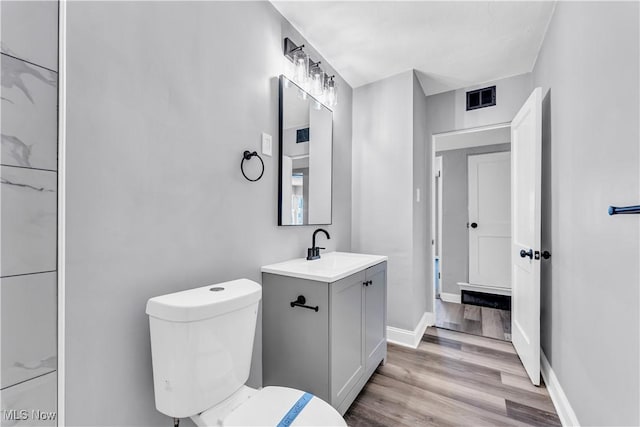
xmin=262 ymin=261 xmax=387 ymax=415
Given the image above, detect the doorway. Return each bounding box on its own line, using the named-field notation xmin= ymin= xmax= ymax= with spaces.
xmin=430 ymin=86 xmax=544 ymax=387
xmin=431 ymin=123 xmax=512 ymax=341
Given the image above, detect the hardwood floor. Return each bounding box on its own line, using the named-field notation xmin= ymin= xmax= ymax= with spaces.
xmin=435 ymin=299 xmax=512 ymax=341
xmin=344 ymin=327 xmax=561 ymax=427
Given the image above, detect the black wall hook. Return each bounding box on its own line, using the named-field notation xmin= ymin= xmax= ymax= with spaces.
xmin=241 ymin=150 xmax=264 ymax=182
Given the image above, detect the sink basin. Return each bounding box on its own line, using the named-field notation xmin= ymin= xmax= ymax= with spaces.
xmin=261 ymin=251 xmax=387 ymax=282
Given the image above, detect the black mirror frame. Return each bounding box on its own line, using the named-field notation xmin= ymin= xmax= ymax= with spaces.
xmin=278 ymin=75 xmax=334 ymax=226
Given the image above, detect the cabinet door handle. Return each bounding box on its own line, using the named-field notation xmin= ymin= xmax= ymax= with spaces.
xmin=290 ymin=295 xmax=319 ymax=312
xmin=363 ymin=280 xmax=372 ymax=287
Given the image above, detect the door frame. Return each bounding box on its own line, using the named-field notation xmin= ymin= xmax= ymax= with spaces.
xmin=432 ymin=155 xmax=443 ymax=297
xmin=430 ymin=122 xmax=511 ymax=315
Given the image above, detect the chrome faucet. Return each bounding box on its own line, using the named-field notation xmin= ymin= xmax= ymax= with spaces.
xmin=307 ymin=228 xmax=330 ymax=260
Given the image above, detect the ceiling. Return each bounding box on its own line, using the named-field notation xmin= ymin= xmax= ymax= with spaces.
xmin=272 ymin=1 xmax=556 ymax=95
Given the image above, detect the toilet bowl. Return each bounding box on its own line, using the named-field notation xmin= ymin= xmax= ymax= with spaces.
xmin=146 ymin=279 xmax=346 ymax=427
xmin=193 ymin=385 xmax=345 ymax=427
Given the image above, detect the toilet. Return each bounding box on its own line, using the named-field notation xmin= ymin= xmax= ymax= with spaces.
xmin=146 ymin=279 xmax=346 ymax=427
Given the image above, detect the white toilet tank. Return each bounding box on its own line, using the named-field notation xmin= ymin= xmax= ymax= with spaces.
xmin=146 ymin=279 xmax=262 ymax=418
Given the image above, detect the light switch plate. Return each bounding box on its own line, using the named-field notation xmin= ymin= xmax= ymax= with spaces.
xmin=262 ymin=133 xmax=272 ymax=157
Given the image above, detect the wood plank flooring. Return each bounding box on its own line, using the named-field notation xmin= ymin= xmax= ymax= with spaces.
xmin=344 ymin=327 xmax=561 ymax=427
xmin=436 ymin=299 xmax=512 ymax=341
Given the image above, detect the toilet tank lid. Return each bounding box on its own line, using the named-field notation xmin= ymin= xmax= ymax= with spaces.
xmin=146 ymin=279 xmax=261 ymax=322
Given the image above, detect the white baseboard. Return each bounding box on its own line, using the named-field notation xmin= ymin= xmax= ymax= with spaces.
xmin=387 ymin=312 xmax=434 ymax=349
xmin=440 ymin=292 xmax=461 ymax=304
xmin=541 ymin=350 xmax=580 ymax=427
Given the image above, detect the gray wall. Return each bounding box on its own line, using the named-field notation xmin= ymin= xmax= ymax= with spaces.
xmin=425 ymin=73 xmax=533 ymax=134
xmin=352 ymin=71 xmax=414 ymax=330
xmin=532 ymin=2 xmax=639 ymax=425
xmin=352 ymin=70 xmax=429 ymax=331
xmin=65 ymin=2 xmax=352 ymax=426
xmin=436 ymin=143 xmax=510 ymax=296
xmin=412 ymin=72 xmax=430 ymax=320
xmin=0 ymin=0 xmax=59 ymax=416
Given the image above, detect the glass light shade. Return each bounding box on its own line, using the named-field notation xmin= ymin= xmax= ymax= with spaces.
xmin=326 ymin=78 xmax=337 ymax=107
xmin=292 ymin=49 xmax=309 ymax=86
xmin=283 ymin=55 xmax=295 ymax=82
xmin=309 ymin=65 xmax=325 ymax=97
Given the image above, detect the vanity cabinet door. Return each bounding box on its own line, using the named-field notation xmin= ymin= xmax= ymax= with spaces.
xmin=364 ymin=262 xmax=387 ymax=374
xmin=329 ymin=271 xmax=365 ymax=408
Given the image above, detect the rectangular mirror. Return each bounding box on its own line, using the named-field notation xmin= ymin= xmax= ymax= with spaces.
xmin=278 ymin=75 xmax=333 ymax=226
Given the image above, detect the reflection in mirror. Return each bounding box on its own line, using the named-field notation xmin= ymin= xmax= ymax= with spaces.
xmin=279 ymin=75 xmax=333 ymax=226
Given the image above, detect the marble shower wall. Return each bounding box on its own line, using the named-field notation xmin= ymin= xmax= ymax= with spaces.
xmin=1 ymin=1 xmax=59 ymax=425
xmin=1 ymin=54 xmax=58 ymax=171
xmin=0 ymin=1 xmax=58 ymax=72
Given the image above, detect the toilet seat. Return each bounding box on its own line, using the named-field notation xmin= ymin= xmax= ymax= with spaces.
xmin=198 ymin=386 xmax=346 ymax=427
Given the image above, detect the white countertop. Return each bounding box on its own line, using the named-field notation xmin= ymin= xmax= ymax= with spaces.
xmin=261 ymin=251 xmax=388 ymax=282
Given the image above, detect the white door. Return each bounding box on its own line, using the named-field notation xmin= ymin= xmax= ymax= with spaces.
xmin=468 ymin=152 xmax=511 ymax=289
xmin=511 ymin=87 xmax=542 ymax=385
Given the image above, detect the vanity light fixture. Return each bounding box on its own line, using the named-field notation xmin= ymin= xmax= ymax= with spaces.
xmin=309 ymin=60 xmax=325 ymax=97
xmin=292 ymin=49 xmax=309 ymax=87
xmin=283 ymin=37 xmax=337 ymax=107
xmin=283 ymin=37 xmax=309 ymax=87
xmin=325 ymin=75 xmax=337 ymax=107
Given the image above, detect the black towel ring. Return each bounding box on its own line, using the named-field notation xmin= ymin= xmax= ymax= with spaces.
xmin=241 ymin=150 xmax=264 ymax=182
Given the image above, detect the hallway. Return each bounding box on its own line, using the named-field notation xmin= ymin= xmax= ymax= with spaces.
xmin=435 ymin=299 xmax=512 ymax=341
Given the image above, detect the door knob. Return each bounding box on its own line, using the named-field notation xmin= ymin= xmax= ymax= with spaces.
xmin=520 ymin=249 xmax=533 ymax=259
xmin=470 ymin=222 xmax=478 ymax=229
